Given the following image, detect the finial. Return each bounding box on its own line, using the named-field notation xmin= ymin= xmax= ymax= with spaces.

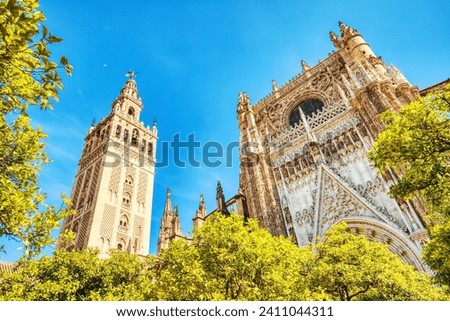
xmin=125 ymin=70 xmax=137 ymax=80
xmin=272 ymin=80 xmax=279 ymax=92
xmin=153 ymin=117 xmax=157 ymax=127
xmin=91 ymin=117 xmax=96 ymax=127
xmin=167 ymin=186 xmax=171 ymax=194
xmin=338 ymin=21 xmax=357 ymax=38
xmin=301 ymin=60 xmax=310 ymax=72
xmin=329 ymin=31 xmax=342 ymax=49
xmin=237 ymin=92 xmax=251 ymax=112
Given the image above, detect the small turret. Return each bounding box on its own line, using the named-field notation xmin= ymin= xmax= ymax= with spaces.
xmin=193 ymin=194 xmax=207 ymax=229
xmin=157 ymin=187 xmax=174 ymax=254
xmin=163 ymin=186 xmax=172 ymax=214
xmin=216 ymin=181 xmax=230 ymax=216
xmin=173 ymin=204 xmax=182 ymax=236
xmin=332 ymin=21 xmax=376 ymax=61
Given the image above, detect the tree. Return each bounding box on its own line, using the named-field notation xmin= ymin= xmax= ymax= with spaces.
xmin=368 ymin=85 xmax=450 ymax=287
xmin=153 ymin=213 xmax=317 ymax=301
xmin=0 ymin=215 xmax=446 ymax=301
xmin=0 ymin=249 xmax=153 ymax=300
xmin=0 ymin=0 xmax=73 ymax=258
xmin=308 ymin=222 xmax=447 ymax=300
xmin=368 ymin=85 xmax=450 ymax=216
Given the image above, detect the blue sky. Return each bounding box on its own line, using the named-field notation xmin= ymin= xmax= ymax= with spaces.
xmin=2 ymin=0 xmax=450 ymax=261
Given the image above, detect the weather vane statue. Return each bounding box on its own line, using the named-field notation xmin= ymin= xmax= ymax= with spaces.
xmin=125 ymin=70 xmax=137 ymax=80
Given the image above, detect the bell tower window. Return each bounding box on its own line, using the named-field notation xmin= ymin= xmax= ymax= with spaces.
xmin=119 ymin=214 xmax=129 ymax=233
xmin=122 ymin=192 xmax=131 ymax=208
xmin=131 ymin=129 xmax=139 ymax=146
xmin=124 ymin=175 xmax=133 ymax=187
xmin=148 ymin=142 xmax=153 ymax=157
xmin=128 ymin=107 xmax=135 ymax=119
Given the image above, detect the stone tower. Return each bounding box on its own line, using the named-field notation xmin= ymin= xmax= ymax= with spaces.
xmin=238 ymin=22 xmax=428 ymax=270
xmin=156 ymin=187 xmax=185 ymax=253
xmin=59 ymin=72 xmax=157 ymax=257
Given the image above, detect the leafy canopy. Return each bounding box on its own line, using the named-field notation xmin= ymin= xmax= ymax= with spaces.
xmin=0 ymin=249 xmax=153 ymax=300
xmin=309 ymin=223 xmax=446 ymax=300
xmin=152 ymin=214 xmax=446 ymax=301
xmin=368 ymin=84 xmax=450 ymax=287
xmin=0 ymin=214 xmax=446 ymax=300
xmin=0 ymin=0 xmax=73 ymax=258
xmin=368 ymin=85 xmax=450 ymax=217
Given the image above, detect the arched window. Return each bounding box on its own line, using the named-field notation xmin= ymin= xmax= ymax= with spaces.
xmin=72 ymin=221 xmax=79 ymax=234
xmin=115 ymin=125 xmax=122 ymax=138
xmin=289 ymin=98 xmax=324 ymax=127
xmin=124 ymin=175 xmax=133 ymax=187
xmin=123 ymin=129 xmax=129 ymax=142
xmin=131 ymin=128 xmax=139 ymax=146
xmin=119 ymin=214 xmax=129 ymax=232
xmin=141 ymin=139 xmax=146 ymax=152
xmin=77 ymin=198 xmax=84 ymax=212
xmin=128 ymin=107 xmax=135 ymax=118
xmin=117 ymin=238 xmax=126 ymax=251
xmin=119 ymin=215 xmax=129 ymax=227
xmin=148 ymin=142 xmax=153 ymax=157
xmin=122 ymin=192 xmax=131 ymax=208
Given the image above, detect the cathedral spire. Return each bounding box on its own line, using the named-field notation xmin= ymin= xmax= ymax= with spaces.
xmin=164 ymin=186 xmax=172 ymax=214
xmin=216 ymin=181 xmax=230 ymax=216
xmin=173 ymin=204 xmax=183 ymax=236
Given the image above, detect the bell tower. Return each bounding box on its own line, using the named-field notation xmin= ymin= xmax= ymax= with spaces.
xmin=59 ymin=72 xmax=158 ymax=257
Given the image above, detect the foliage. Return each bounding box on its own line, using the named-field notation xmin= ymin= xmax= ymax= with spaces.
xmin=0 ymin=0 xmax=73 ymax=258
xmin=309 ymin=223 xmax=447 ymax=300
xmin=423 ymin=219 xmax=450 ymax=287
xmin=0 ymin=215 xmax=446 ymax=301
xmin=368 ymin=85 xmax=450 ymax=287
xmin=151 ymin=214 xmax=445 ymax=301
xmin=368 ymin=85 xmax=450 ymax=217
xmin=193 ymin=213 xmax=318 ymax=300
xmin=0 ymin=249 xmax=152 ymax=300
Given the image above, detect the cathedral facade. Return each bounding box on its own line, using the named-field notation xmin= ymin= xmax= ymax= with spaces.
xmin=157 ymin=22 xmax=429 ymax=271
xmin=59 ymin=74 xmax=157 ymax=257
xmin=237 ymin=22 xmax=428 ymax=270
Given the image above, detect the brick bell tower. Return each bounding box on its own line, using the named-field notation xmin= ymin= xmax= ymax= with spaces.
xmin=59 ymin=72 xmax=158 ymax=257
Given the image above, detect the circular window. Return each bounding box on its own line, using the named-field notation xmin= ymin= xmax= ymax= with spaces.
xmin=289 ymin=98 xmax=324 ymax=128
xmin=289 ymin=108 xmax=301 ymax=127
